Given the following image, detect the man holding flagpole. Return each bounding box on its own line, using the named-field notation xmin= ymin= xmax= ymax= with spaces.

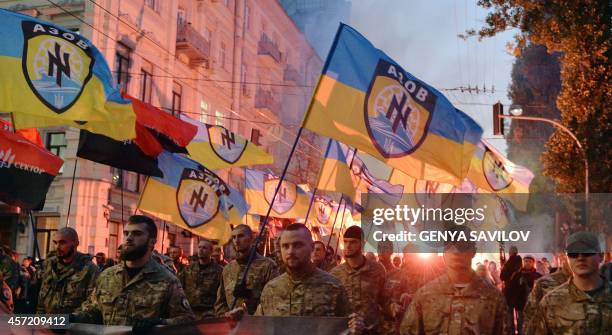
xmin=215 ymin=224 xmax=278 ymax=316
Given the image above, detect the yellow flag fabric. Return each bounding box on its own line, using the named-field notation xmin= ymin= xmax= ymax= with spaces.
xmin=139 ymin=152 xmax=247 ymax=245
xmin=179 ymin=114 xmax=273 ymax=170
xmin=466 ymin=140 xmax=533 ymax=210
xmin=316 ymin=140 xmax=356 ymax=198
xmin=0 ymin=10 xmax=135 ymax=140
xmin=245 ymin=169 xmax=310 ymax=219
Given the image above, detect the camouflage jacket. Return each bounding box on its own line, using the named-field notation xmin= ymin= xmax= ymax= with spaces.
xmin=399 ymin=273 xmax=512 ymax=335
xmin=74 ymin=258 xmax=194 ymax=326
xmin=179 ymin=260 xmax=223 ymax=320
xmin=256 ymin=265 xmax=351 ymax=317
xmin=1 ymin=280 xmax=13 ymax=313
xmin=522 ymin=269 xmax=570 ymax=335
xmin=382 ymin=267 xmax=427 ymax=335
xmin=36 ymin=252 xmax=98 ymax=314
xmin=214 ymin=254 xmax=278 ymax=315
xmin=0 ymin=255 xmax=19 ymax=292
xmin=532 ymin=278 xmax=612 ymax=335
xmin=330 ymin=257 xmax=387 ymax=332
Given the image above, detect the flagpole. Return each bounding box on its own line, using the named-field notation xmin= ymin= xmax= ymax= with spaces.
xmin=302 ymin=188 xmax=317 ymax=227
xmin=28 ymin=211 xmax=40 ymax=260
xmin=302 ymin=139 xmax=333 ymax=225
xmin=230 ymin=126 xmax=306 ymax=310
xmin=120 ymin=169 xmax=124 ymax=224
xmin=325 ymin=195 xmax=345 ymax=250
xmin=334 ymin=201 xmax=349 ymax=259
xmin=160 ymin=220 xmax=167 ymax=254
xmin=65 ymin=158 xmax=78 ymax=227
xmin=134 ymin=176 xmax=149 ymax=215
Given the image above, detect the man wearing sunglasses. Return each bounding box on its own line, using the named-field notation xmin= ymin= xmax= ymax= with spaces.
xmin=533 ymin=231 xmax=611 ymax=334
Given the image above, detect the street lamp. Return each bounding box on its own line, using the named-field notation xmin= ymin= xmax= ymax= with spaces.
xmin=492 ymin=102 xmax=589 ymax=223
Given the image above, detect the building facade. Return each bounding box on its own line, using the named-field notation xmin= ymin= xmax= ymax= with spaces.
xmin=0 ymin=0 xmax=322 ymax=261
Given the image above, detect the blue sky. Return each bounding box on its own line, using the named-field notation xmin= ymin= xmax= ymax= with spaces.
xmin=349 ymin=0 xmax=518 ymax=153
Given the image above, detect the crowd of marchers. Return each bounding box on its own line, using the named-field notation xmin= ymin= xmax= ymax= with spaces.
xmin=0 ymin=215 xmax=610 ymax=334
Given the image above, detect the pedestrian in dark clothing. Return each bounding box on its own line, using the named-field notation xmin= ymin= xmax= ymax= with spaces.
xmin=500 ymin=245 xmax=523 ymax=334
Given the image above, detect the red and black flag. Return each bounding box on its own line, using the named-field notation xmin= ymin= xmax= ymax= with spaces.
xmin=0 ymin=127 xmax=63 ymax=210
xmin=77 ymin=95 xmax=197 ymax=177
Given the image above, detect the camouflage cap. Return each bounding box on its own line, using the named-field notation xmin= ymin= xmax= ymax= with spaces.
xmin=565 ymin=231 xmax=602 ymax=253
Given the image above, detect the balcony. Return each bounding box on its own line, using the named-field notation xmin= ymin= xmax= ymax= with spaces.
xmin=283 ymin=65 xmax=301 ymax=83
xmin=257 ymin=33 xmax=282 ymax=66
xmin=176 ymin=23 xmax=210 ymax=68
xmin=255 ymin=88 xmax=279 ymax=114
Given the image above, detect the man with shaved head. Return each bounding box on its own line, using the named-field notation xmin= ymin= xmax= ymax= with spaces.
xmin=36 ymin=227 xmax=99 ymax=314
xmin=180 ymin=239 xmax=223 ymax=320
xmin=214 ymin=224 xmax=277 ymax=316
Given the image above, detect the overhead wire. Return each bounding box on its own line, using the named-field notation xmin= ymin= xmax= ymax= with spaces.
xmin=45 ymin=0 xmax=323 ymax=156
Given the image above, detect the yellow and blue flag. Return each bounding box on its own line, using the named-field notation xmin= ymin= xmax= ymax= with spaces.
xmin=179 ymin=114 xmax=273 ymax=170
xmin=139 ymin=151 xmax=247 ymax=245
xmin=0 ymin=9 xmax=135 ymax=140
xmin=245 ymin=169 xmax=310 ymax=219
xmin=467 ymin=140 xmax=533 ymax=210
xmin=316 ymin=140 xmax=356 ymax=198
xmin=303 ymin=24 xmax=482 ymax=183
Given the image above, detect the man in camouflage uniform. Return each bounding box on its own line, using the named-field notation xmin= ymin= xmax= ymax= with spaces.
xmin=330 ymin=226 xmax=387 ymax=334
xmin=179 ymin=239 xmax=223 ymax=320
xmin=214 ymin=224 xmax=277 ymax=316
xmin=533 ymin=231 xmax=611 ymax=334
xmin=400 ymin=226 xmax=512 ymax=335
xmin=0 ymin=246 xmax=19 ymax=296
xmin=73 ymin=215 xmax=194 ymax=333
xmin=383 ymin=249 xmax=433 ymax=335
xmin=522 ymin=253 xmax=571 ymax=335
xmin=36 ymin=227 xmax=98 ymax=314
xmin=255 ymin=223 xmax=364 ymax=334
xmin=313 ymin=241 xmax=333 ymax=271
xmin=169 ymin=246 xmax=186 ymax=274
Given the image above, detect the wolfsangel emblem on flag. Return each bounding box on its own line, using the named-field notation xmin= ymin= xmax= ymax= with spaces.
xmin=483 ymin=148 xmax=513 ymax=191
xmin=364 ymin=59 xmax=437 ymax=158
xmin=176 ymin=167 xmax=229 ymax=228
xmin=207 ymin=124 xmax=248 ymax=164
xmin=315 ymin=198 xmax=332 ymax=224
xmin=264 ymin=174 xmax=297 ymax=214
xmin=21 ymin=21 xmax=94 ymax=113
xmin=413 ymin=180 xmax=447 ymax=208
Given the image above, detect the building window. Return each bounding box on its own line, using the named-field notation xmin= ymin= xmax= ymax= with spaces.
xmin=36 ymin=216 xmax=59 ymax=258
xmin=199 ymin=100 xmax=209 ymax=123
xmin=108 ymin=221 xmax=121 ymax=259
xmin=145 ymin=0 xmax=160 ymax=12
xmin=115 ymin=43 xmax=131 ymax=90
xmin=215 ymin=111 xmax=224 ymax=126
xmin=46 ymin=132 xmax=66 ymax=173
xmin=177 ymin=9 xmax=186 ymax=27
xmin=251 ymin=128 xmax=261 ymax=145
xmin=241 ymin=64 xmax=249 ymax=95
xmin=140 ymin=61 xmax=153 ymax=103
xmin=124 ymin=171 xmax=140 ymax=192
xmin=111 ymin=167 xmax=122 ymax=187
xmin=220 ymin=42 xmax=227 ymax=70
xmin=172 ymin=82 xmax=182 ymax=116
xmin=244 ymin=5 xmax=250 ymax=30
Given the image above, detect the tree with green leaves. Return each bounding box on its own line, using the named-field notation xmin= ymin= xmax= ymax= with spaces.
xmin=467 ymin=0 xmax=611 ymax=193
